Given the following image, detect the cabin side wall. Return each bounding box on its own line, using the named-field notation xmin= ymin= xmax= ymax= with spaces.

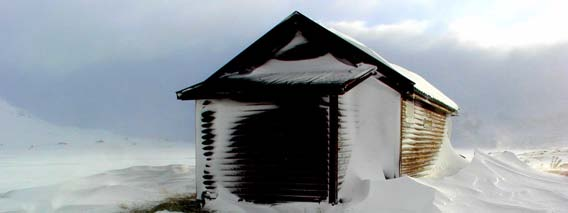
xmin=337 ymin=77 xmax=401 ymax=201
xmin=400 ymin=97 xmax=449 ymax=177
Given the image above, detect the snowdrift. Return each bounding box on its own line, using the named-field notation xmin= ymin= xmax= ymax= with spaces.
xmin=0 ymin=165 xmax=195 ymax=213
xmin=203 ymin=151 xmax=568 ymax=213
xmin=419 ymin=151 xmax=568 ymax=213
xmin=1 ymin=150 xmax=567 ymax=212
xmin=0 ymin=98 xmax=194 ymax=192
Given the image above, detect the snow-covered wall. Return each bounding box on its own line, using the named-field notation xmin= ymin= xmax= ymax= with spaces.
xmin=195 ymin=98 xmax=331 ymax=203
xmin=195 ymin=99 xmax=278 ymax=200
xmin=195 ymin=99 xmax=279 ymax=200
xmin=338 ymin=77 xmax=401 ymax=201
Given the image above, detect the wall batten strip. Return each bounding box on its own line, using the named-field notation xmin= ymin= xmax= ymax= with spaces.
xmin=328 ymin=95 xmax=339 ymax=204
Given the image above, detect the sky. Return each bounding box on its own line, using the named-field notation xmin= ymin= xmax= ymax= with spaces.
xmin=1 ymin=0 xmax=567 ymax=148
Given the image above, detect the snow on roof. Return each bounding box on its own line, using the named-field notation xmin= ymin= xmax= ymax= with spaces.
xmin=389 ymin=64 xmax=459 ymax=111
xmin=253 ymin=53 xmax=354 ymax=74
xmin=275 ymin=31 xmax=308 ymax=55
xmin=326 ymin=27 xmax=459 ymax=111
xmin=226 ymin=53 xmax=377 ymax=89
xmin=326 ymin=28 xmax=392 ymax=66
xmin=177 ymin=53 xmax=378 ymax=99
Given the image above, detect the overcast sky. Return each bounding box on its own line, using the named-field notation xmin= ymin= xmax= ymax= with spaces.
xmin=1 ymin=0 xmax=567 ymax=148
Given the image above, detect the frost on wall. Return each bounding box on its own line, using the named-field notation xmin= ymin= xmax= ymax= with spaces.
xmin=337 ymin=77 xmax=401 ymax=201
xmin=195 ymin=97 xmax=331 ymax=203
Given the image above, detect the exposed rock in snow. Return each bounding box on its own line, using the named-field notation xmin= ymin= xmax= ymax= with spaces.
xmin=517 ymin=147 xmax=568 ymax=176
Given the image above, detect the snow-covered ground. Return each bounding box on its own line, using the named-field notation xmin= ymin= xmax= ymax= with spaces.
xmin=0 ymin=165 xmax=194 ymax=212
xmin=2 ymin=148 xmax=567 ymax=213
xmin=201 ymin=150 xmax=568 ymax=213
xmin=0 ymin=144 xmax=194 ymax=193
xmin=1 ymin=99 xmax=567 ymax=212
xmin=0 ymin=98 xmax=195 ymax=193
xmin=0 ymin=98 xmax=196 ymax=212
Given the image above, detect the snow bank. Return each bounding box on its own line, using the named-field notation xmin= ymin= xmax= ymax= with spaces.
xmin=424 ymin=117 xmax=469 ymax=178
xmin=0 ymin=165 xmax=195 ymax=213
xmin=0 ymin=98 xmax=195 ymax=193
xmin=2 ymin=149 xmax=566 ymax=213
xmin=0 ymin=144 xmax=195 ymax=193
xmin=419 ymin=151 xmax=568 ymax=213
xmin=203 ymin=150 xmax=568 ymax=213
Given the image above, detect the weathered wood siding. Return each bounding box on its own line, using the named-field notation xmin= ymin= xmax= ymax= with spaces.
xmin=195 ymin=98 xmax=330 ymax=204
xmin=400 ymin=97 xmax=448 ymax=177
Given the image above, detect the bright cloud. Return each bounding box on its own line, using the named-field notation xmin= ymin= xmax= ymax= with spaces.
xmin=447 ymin=0 xmax=568 ymax=48
xmin=329 ymin=20 xmax=430 ymax=36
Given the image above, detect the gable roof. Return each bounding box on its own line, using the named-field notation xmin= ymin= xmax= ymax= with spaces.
xmin=176 ymin=11 xmax=458 ymax=112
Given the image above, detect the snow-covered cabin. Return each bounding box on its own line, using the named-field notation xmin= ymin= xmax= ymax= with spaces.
xmin=176 ymin=11 xmax=459 ymax=204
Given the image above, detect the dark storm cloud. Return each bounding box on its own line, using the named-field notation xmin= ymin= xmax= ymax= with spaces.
xmin=0 ymin=0 xmax=291 ymax=140
xmin=329 ymin=22 xmax=568 ymax=148
xmin=1 ymin=1 xmax=567 ymax=149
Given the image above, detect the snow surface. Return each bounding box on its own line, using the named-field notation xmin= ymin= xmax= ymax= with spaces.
xmin=4 ymin=149 xmax=566 ymax=212
xmin=424 ymin=117 xmax=469 ymax=178
xmin=389 ymin=64 xmax=459 ymax=111
xmin=0 ymin=98 xmax=195 ymax=212
xmin=203 ymin=150 xmax=568 ymax=213
xmin=0 ymin=98 xmax=194 ymax=193
xmin=0 ymin=165 xmax=194 ymax=212
xmin=2 ymin=99 xmax=567 ymax=212
xmin=275 ymin=31 xmax=308 ymax=55
xmin=253 ymin=53 xmax=355 ymax=74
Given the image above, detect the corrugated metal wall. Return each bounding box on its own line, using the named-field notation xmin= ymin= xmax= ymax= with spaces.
xmin=401 ymin=98 xmax=448 ymax=177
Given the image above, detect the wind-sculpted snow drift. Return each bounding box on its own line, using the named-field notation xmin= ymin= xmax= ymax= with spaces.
xmin=0 ymin=98 xmax=194 ymax=193
xmin=0 ymin=165 xmax=195 ymax=212
xmin=1 ymin=99 xmax=567 ymax=212
xmin=1 ymin=150 xmax=567 ymax=212
xmin=205 ymin=151 xmax=568 ymax=213
xmin=418 ymin=151 xmax=568 ymax=213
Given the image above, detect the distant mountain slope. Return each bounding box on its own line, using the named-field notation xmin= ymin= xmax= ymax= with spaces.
xmin=0 ymin=98 xmax=194 ymax=192
xmin=0 ymin=98 xmax=187 ymax=149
